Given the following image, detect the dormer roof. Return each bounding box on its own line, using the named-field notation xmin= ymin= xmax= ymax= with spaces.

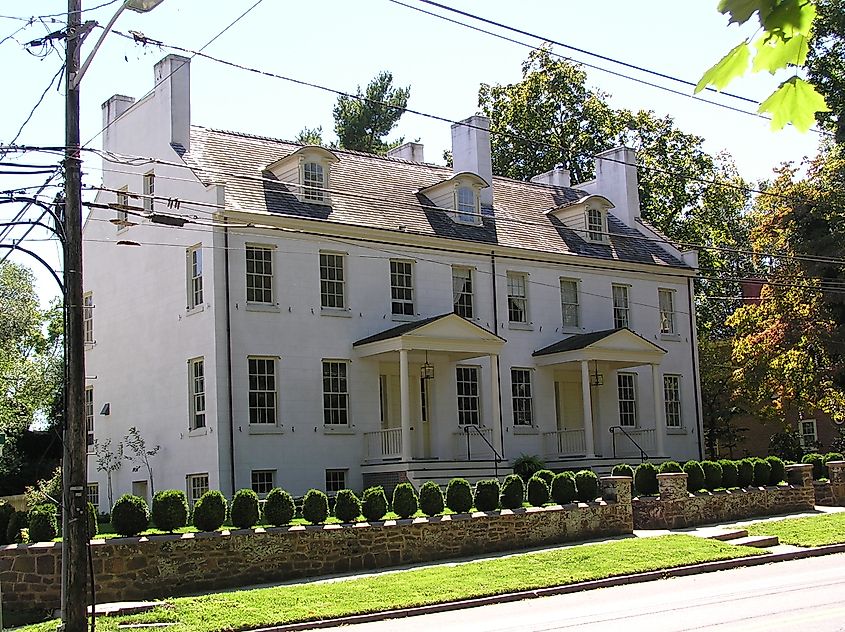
xmin=418 ymin=171 xmax=490 ymax=196
xmin=266 ymin=145 xmax=339 ymax=177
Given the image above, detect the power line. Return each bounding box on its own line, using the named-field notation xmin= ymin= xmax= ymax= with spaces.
xmin=0 ymin=63 xmax=65 ymax=160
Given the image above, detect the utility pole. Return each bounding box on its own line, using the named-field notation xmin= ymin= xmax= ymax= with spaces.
xmin=63 ymin=0 xmax=89 ymax=629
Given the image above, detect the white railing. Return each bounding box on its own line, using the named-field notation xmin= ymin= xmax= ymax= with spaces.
xmin=612 ymin=427 xmax=656 ymax=457
xmin=543 ymin=429 xmax=586 ymax=457
xmin=364 ymin=428 xmax=402 ymax=460
xmin=453 ymin=426 xmax=495 ymax=460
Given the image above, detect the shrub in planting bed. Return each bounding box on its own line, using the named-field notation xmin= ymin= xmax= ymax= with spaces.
xmin=550 ymin=471 xmax=577 ymax=504
xmin=112 ymin=494 xmax=150 ymax=536
xmin=302 ymin=489 xmax=329 ymax=525
xmin=658 ymin=461 xmax=683 ymax=474
xmin=6 ymin=510 xmax=28 ymax=543
xmin=802 ymin=453 xmax=825 ymax=480
xmin=701 ymin=461 xmax=723 ymax=491
xmin=634 ymin=462 xmax=659 ymax=496
xmin=526 ymin=475 xmax=550 ymax=507
xmin=27 ymin=505 xmax=57 ymax=543
xmin=192 ymin=490 xmax=227 ymax=532
xmin=611 ymin=464 xmax=634 ymax=479
xmin=473 ymin=479 xmax=500 ymax=512
xmin=737 ymin=458 xmax=755 ymax=487
xmin=418 ymin=481 xmax=444 ymax=517
xmin=752 ymin=458 xmax=772 ymax=487
xmin=574 ymin=470 xmax=599 ymax=502
xmin=512 ymin=454 xmax=545 ymax=482
xmin=87 ymin=501 xmax=99 ymax=539
xmin=765 ymin=456 xmax=786 ymax=485
xmin=719 ymin=460 xmax=739 ymax=488
xmin=683 ymin=461 xmax=706 ymax=492
xmin=534 ymin=469 xmax=555 ymax=489
xmin=0 ymin=503 xmax=14 ymax=545
xmin=392 ymin=482 xmax=418 ymax=518
xmin=263 ymin=488 xmax=295 ymax=526
xmin=151 ymin=489 xmax=189 ymax=532
xmin=446 ymin=478 xmax=473 ymax=513
xmin=361 ymin=486 xmax=388 ymax=522
xmin=230 ymin=489 xmax=260 ymax=529
xmin=499 ymin=474 xmax=524 ymax=510
xmin=333 ymin=489 xmax=362 ymax=523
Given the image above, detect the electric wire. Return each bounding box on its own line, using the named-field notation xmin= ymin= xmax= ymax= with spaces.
xmin=0 ymin=63 xmax=65 ymax=160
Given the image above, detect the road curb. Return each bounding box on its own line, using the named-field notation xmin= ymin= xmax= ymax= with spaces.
xmin=248 ymin=543 xmax=845 ymax=631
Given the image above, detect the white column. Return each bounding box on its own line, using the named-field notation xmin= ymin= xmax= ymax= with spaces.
xmin=399 ymin=349 xmax=412 ymax=461
xmin=652 ymin=363 xmax=666 ymax=457
xmin=489 ymin=354 xmax=502 ymax=458
xmin=580 ymin=360 xmax=595 ymax=458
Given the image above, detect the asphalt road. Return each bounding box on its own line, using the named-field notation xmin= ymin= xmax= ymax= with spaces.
xmin=311 ymin=553 xmax=845 ymax=632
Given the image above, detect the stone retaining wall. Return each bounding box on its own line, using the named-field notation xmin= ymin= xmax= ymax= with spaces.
xmin=813 ymin=461 xmax=845 ymax=507
xmin=0 ymin=477 xmax=632 ymax=611
xmin=632 ymin=464 xmax=815 ymax=530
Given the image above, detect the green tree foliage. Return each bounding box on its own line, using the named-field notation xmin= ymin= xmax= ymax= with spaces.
xmin=699 ymin=336 xmax=749 ymax=459
xmin=391 ymin=482 xmax=418 ymax=518
xmin=445 ymin=478 xmax=473 ymax=513
xmin=526 ymin=475 xmax=550 ymax=507
xmin=123 ymin=426 xmax=160 ymax=496
xmin=295 ymin=125 xmax=324 ymax=146
xmin=806 ymin=0 xmax=845 ymax=140
xmin=333 ymin=71 xmax=410 ymax=154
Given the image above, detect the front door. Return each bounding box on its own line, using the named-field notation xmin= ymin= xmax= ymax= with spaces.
xmin=555 ymin=380 xmax=584 ymax=430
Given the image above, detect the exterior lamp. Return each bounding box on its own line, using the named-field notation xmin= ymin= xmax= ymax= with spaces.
xmin=420 ymin=350 xmax=434 ymax=380
xmin=590 ymin=361 xmax=603 ymax=387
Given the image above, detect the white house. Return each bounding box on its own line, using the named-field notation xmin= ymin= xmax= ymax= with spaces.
xmin=82 ymin=55 xmax=703 ymax=509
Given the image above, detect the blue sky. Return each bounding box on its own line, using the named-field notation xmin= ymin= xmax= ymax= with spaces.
xmin=0 ymin=0 xmax=824 ymax=304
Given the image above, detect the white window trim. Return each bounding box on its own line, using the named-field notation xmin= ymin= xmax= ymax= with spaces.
xmin=248 ymin=356 xmax=278 ymax=426
xmin=322 ymin=359 xmax=350 ymax=427
xmin=452 ymin=266 xmax=474 ymax=319
xmin=188 ymin=357 xmax=206 ymax=431
xmin=559 ymin=277 xmax=580 ymax=330
xmin=511 ymin=367 xmax=534 ymax=427
xmin=299 ymin=156 xmax=333 ymax=205
xmin=143 ymin=171 xmax=155 ymax=212
xmin=85 ymin=386 xmax=94 ymax=453
xmin=186 ymin=473 xmax=209 ymax=506
xmin=83 ymin=292 xmax=94 ymax=346
xmin=319 ymin=251 xmax=347 ymax=312
xmin=250 ymin=469 xmax=276 ymax=497
xmin=116 ymin=187 xmax=129 ymax=233
xmin=456 ymin=364 xmax=482 ymax=427
xmin=86 ymin=483 xmax=100 ymax=511
xmin=663 ymin=374 xmax=683 ymax=430
xmin=585 ymin=207 xmax=609 ymax=243
xmin=612 ymin=283 xmax=631 ymax=329
xmin=617 ymin=372 xmax=638 ymax=428
xmin=389 ymin=259 xmax=415 ymax=320
xmin=187 ymin=244 xmax=204 ymax=312
xmin=799 ymin=419 xmax=818 ymax=450
xmin=325 ymin=469 xmax=348 ymax=493
xmin=659 ymin=288 xmax=678 ymax=336
xmin=453 ymin=184 xmax=481 ymax=226
xmin=506 ymin=271 xmax=530 ymax=327
xmin=245 ymin=243 xmax=276 ymax=307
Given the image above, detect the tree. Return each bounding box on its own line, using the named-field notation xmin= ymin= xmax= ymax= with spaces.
xmin=295 ymin=125 xmax=324 ymax=146
xmin=699 ymin=336 xmax=749 ymax=458
xmin=94 ymin=438 xmax=122 ymax=512
xmin=333 ymin=71 xmax=410 ymax=154
xmin=806 ymin=0 xmax=845 ymax=140
xmin=122 ymin=426 xmax=160 ymax=496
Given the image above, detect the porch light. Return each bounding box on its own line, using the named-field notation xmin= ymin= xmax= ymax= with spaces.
xmin=421 ymin=350 xmax=434 ymax=380
xmin=590 ymin=361 xmax=603 ymax=387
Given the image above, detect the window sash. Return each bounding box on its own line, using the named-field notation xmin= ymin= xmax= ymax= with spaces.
xmin=659 ymin=289 xmax=676 ymax=334
xmin=85 ymin=387 xmax=94 ymax=448
xmin=322 ymin=361 xmax=349 ymax=426
xmin=390 ymin=260 xmax=414 ymax=316
xmin=246 ymin=246 xmax=273 ymax=304
xmin=143 ymin=172 xmax=154 ymax=211
xmin=507 ymin=273 xmax=528 ymax=323
xmin=248 ymin=357 xmax=276 ymax=425
xmin=188 ymin=247 xmax=203 ymax=309
xmin=187 ymin=474 xmax=209 ymax=505
xmin=587 ymin=208 xmax=603 ymax=241
xmin=83 ymin=293 xmax=94 ymax=344
xmin=303 ymin=162 xmax=325 ymax=201
xmin=319 ymin=253 xmax=345 ymax=309
xmin=452 ymin=267 xmax=473 ymax=318
xmin=800 ymin=420 xmax=817 ymax=448
xmin=560 ymin=279 xmax=579 ymax=328
xmin=456 ymin=366 xmax=480 ymax=426
xmin=325 ymin=469 xmax=346 ymax=493
xmin=663 ymin=375 xmax=682 ymax=428
xmin=87 ymin=483 xmax=99 ymax=509
xmin=511 ymin=368 xmax=533 ymax=426
xmin=456 ymin=186 xmax=476 ymax=223
xmin=617 ymin=373 xmax=637 ymax=427
xmin=116 ymin=190 xmax=129 ymax=230
xmin=251 ymin=470 xmax=275 ymax=495
xmin=190 ymin=359 xmax=206 ymax=429
xmin=612 ymin=285 xmax=630 ymax=329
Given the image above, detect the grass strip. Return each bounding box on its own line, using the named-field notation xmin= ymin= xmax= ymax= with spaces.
xmin=17 ymin=534 xmax=761 ymax=632
xmin=743 ymin=511 xmax=845 ymax=546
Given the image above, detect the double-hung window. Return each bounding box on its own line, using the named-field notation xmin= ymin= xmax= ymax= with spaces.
xmin=251 ymin=470 xmax=275 ymax=496
xmin=799 ymin=419 xmax=818 ymax=450
xmin=116 ymin=188 xmax=129 ymax=231
xmin=83 ymin=292 xmax=94 ymax=344
xmin=322 ymin=360 xmax=349 ymax=426
xmin=187 ymin=245 xmax=203 ymax=310
xmin=87 ymin=483 xmax=100 ymax=511
xmin=456 ymin=366 xmax=480 ymax=426
xmin=85 ymin=386 xmax=94 ymax=451
xmin=143 ymin=172 xmax=155 ymax=211
xmin=586 ymin=208 xmax=604 ymax=242
xmin=452 ymin=266 xmax=473 ymax=318
xmin=246 ymin=245 xmax=273 ymax=304
xmin=511 ymin=368 xmax=533 ymax=427
xmin=390 ymin=260 xmax=414 ymax=317
xmin=187 ymin=473 xmax=209 ymax=506
xmin=659 ymin=288 xmax=676 ymax=335
xmin=612 ymin=284 xmax=630 ymax=329
xmin=663 ymin=375 xmax=682 ymax=429
xmin=326 ymin=469 xmax=347 ymax=493
xmin=617 ymin=372 xmax=637 ymax=427
xmin=248 ymin=357 xmax=276 ymax=425
xmin=560 ymin=278 xmax=580 ymax=328
xmin=319 ymin=252 xmax=345 ymax=309
xmin=456 ymin=186 xmax=476 ymax=223
xmin=507 ymin=272 xmax=528 ymax=324
xmin=189 ymin=358 xmax=206 ymax=430
xmin=303 ymin=162 xmax=325 ymax=202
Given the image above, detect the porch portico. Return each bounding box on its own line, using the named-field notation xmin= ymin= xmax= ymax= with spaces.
xmin=533 ymin=328 xmax=667 ymax=460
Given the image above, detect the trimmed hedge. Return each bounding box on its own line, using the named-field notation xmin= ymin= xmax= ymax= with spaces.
xmin=512 ymin=454 xmax=545 ymax=482
xmin=683 ymin=461 xmax=705 ymax=492
xmin=473 ymin=479 xmax=500 ymax=512
xmin=151 ymin=489 xmax=189 ymax=532
xmin=230 ymin=489 xmax=260 ymax=529
xmin=446 ymin=478 xmax=473 ymax=514
xmin=418 ymin=481 xmax=444 ymax=517
xmin=6 ymin=510 xmax=28 ymax=543
xmin=28 ymin=505 xmax=58 ymax=543
xmin=719 ymin=460 xmax=739 ymax=488
xmin=526 ymin=475 xmax=550 ymax=507
xmin=611 ymin=464 xmax=634 ymax=479
xmin=634 ymin=462 xmax=658 ymax=496
xmin=264 ymin=488 xmax=295 ymax=526
xmin=574 ymin=470 xmax=599 ymax=502
xmin=192 ymin=490 xmax=227 ymax=532
xmin=499 ymin=474 xmax=525 ymax=510
xmin=738 ymin=458 xmax=755 ymax=487
xmin=701 ymin=460 xmax=722 ymax=491
xmin=361 ymin=486 xmax=388 ymax=522
xmin=333 ymin=489 xmax=362 ymax=523
xmin=111 ymin=494 xmax=150 ymax=536
xmin=534 ymin=469 xmax=555 ymax=489
xmin=658 ymin=461 xmax=683 ymax=474
xmin=87 ymin=501 xmax=99 ymax=540
xmin=302 ymin=489 xmax=329 ymax=524
xmin=0 ymin=503 xmax=14 ymax=545
xmin=550 ymin=471 xmax=577 ymax=505
xmin=824 ymin=452 xmax=844 ymax=465
xmin=802 ymin=453 xmax=825 ymax=480
xmin=752 ymin=458 xmax=771 ymax=487
xmin=392 ymin=482 xmax=418 ymax=518
xmin=765 ymin=456 xmax=786 ymax=485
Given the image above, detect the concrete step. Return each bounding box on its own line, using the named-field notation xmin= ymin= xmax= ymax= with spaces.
xmin=703 ymin=528 xmax=749 ymax=542
xmin=730 ymin=534 xmax=779 ymax=548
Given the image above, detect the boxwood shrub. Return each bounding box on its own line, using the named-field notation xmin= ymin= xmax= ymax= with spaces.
xmin=263 ymin=488 xmax=295 ymax=526
xmin=752 ymin=458 xmax=772 ymax=487
xmin=512 ymin=454 xmax=545 ymax=482
xmin=6 ymin=510 xmax=28 ymax=543
xmin=333 ymin=489 xmax=362 ymax=523
xmin=361 ymin=486 xmax=388 ymax=522
xmin=526 ymin=475 xmax=550 ymax=507
xmin=0 ymin=503 xmax=14 ymax=545
xmin=499 ymin=474 xmax=524 ymax=510
xmin=446 ymin=478 xmax=473 ymax=513
xmin=151 ymin=489 xmax=189 ymax=532
xmin=230 ymin=489 xmax=260 ymax=529
xmin=473 ymin=479 xmax=500 ymax=512
xmin=192 ymin=490 xmax=227 ymax=532
xmin=802 ymin=453 xmax=825 ymax=480
xmin=683 ymin=461 xmax=706 ymax=492
xmin=418 ymin=481 xmax=444 ymax=516
xmin=111 ymin=494 xmax=150 ymax=536
xmin=534 ymin=469 xmax=555 ymax=489
xmin=765 ymin=456 xmax=786 ymax=485
xmin=610 ymin=464 xmax=634 ymax=479
xmin=551 ymin=471 xmax=577 ymax=504
xmin=824 ymin=452 xmax=844 ymax=465
xmin=87 ymin=501 xmax=99 ymax=540
xmin=737 ymin=458 xmax=755 ymax=487
xmin=719 ymin=460 xmax=739 ymax=488
xmin=634 ymin=462 xmax=658 ymax=496
xmin=701 ymin=460 xmax=722 ymax=491
xmin=302 ymin=489 xmax=329 ymax=524
xmin=28 ymin=505 xmax=58 ymax=543
xmin=574 ymin=470 xmax=599 ymax=502
xmin=392 ymin=482 xmax=418 ymax=518
xmin=658 ymin=461 xmax=683 ymax=474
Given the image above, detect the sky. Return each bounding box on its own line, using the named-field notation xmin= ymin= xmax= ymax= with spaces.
xmin=0 ymin=0 xmax=825 ymax=306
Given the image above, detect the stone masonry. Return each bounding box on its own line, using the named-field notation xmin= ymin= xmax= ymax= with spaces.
xmin=814 ymin=461 xmax=845 ymax=506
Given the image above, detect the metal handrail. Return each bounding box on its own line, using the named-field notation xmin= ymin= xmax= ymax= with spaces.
xmin=609 ymin=425 xmax=649 ymax=462
xmin=463 ymin=425 xmax=502 ymax=479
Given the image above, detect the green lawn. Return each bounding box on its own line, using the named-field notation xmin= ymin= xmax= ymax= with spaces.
xmin=743 ymin=512 xmax=845 ymax=547
xmin=17 ymin=535 xmax=762 ymax=632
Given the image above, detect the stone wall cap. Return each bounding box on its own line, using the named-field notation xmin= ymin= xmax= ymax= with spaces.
xmin=601 ymin=475 xmax=633 ymax=481
xmin=825 ymin=460 xmax=845 ymax=466
xmin=656 ymin=472 xmax=688 ymax=478
xmin=786 ymin=463 xmax=813 ymax=470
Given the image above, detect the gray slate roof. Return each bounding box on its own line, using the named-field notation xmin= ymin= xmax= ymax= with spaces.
xmin=532 ymin=327 xmax=666 ymax=356
xmin=183 ymin=126 xmax=689 ymax=269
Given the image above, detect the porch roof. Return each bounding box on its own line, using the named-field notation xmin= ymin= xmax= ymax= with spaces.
xmin=532 ymin=327 xmax=666 ymax=367
xmin=353 ymin=313 xmax=505 ymax=359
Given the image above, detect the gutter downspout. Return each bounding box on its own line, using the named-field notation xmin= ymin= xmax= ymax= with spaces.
xmin=688 ymin=276 xmax=704 ymax=461
xmin=491 ymin=251 xmax=505 ymax=461
xmin=224 ymin=220 xmax=236 ymax=494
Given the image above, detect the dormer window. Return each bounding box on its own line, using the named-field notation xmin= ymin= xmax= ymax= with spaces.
xmin=303 ymin=162 xmax=325 ymax=202
xmin=456 ymin=186 xmax=477 ymax=223
xmin=266 ymin=146 xmax=339 ymax=207
xmin=545 ymin=194 xmax=614 ymax=243
xmin=586 ymin=207 xmax=607 ymax=242
xmin=419 ymin=172 xmax=488 ymax=227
